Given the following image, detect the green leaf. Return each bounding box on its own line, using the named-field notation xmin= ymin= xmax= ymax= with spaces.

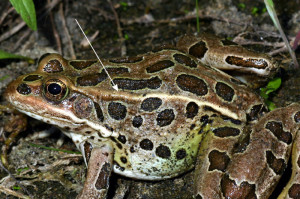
xmin=0 ymin=49 xmax=31 ymax=60
xmin=9 ymin=0 xmax=37 ymax=30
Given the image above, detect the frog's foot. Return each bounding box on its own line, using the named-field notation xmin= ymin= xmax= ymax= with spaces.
xmin=77 ymin=141 xmax=113 ymax=199
xmin=194 ymin=103 xmax=300 ymax=199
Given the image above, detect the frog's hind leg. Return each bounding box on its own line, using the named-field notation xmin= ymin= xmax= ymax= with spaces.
xmin=77 ymin=140 xmax=114 ymax=199
xmin=193 ymin=103 xmax=300 ymax=199
xmin=278 ymin=127 xmax=300 ymax=198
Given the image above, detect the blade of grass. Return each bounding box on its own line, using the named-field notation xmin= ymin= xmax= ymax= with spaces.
xmin=9 ymin=0 xmax=37 ymax=30
xmin=264 ymin=0 xmax=299 ymax=67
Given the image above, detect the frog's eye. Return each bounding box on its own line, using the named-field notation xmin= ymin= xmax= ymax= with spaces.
xmin=44 ymin=79 xmax=68 ymax=101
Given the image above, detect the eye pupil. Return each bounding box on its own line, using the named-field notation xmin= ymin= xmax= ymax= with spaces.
xmin=48 ymin=83 xmax=62 ymax=95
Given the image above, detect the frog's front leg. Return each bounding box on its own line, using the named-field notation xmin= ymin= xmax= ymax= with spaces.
xmin=77 ymin=140 xmax=114 ymax=199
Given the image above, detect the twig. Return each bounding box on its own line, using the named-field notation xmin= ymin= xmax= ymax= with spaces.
xmin=12 ymin=29 xmax=31 ymax=51
xmin=48 ymin=0 xmax=62 ymax=54
xmin=0 ymin=6 xmax=14 ymax=26
xmin=108 ymin=0 xmax=126 ymax=56
xmin=58 ymin=2 xmax=76 ymax=59
xmin=0 ymin=21 xmax=26 ymax=43
xmin=0 ymin=185 xmax=30 ymax=199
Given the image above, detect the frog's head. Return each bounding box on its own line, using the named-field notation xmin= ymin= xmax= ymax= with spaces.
xmin=4 ymin=54 xmax=113 ymax=138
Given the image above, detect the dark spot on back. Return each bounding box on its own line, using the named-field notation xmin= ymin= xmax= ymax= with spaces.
xmin=157 ymin=109 xmax=175 ymax=127
xmin=176 ymin=74 xmax=208 ymax=96
xmin=215 ymin=82 xmax=234 ymax=102
xmin=188 ymin=41 xmax=208 ymax=59
xmin=113 ymin=76 xmax=162 ymax=90
xmin=173 ymin=53 xmax=197 ymax=68
xmin=146 ymin=60 xmax=174 ymax=73
xmin=141 ymin=97 xmax=162 ymax=111
xmin=132 ymin=115 xmax=143 ymax=128
xmin=108 ymin=102 xmax=127 ymax=120
xmin=186 ymin=102 xmax=199 ymax=119
xmin=70 ymin=60 xmax=97 ymax=70
xmin=77 ymin=73 xmax=107 ymax=86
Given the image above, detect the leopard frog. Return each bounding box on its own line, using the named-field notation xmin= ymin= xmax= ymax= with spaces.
xmin=4 ymin=34 xmax=300 ymax=199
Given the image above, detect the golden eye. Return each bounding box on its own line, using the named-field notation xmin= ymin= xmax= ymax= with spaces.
xmin=44 ymin=79 xmax=68 ymax=101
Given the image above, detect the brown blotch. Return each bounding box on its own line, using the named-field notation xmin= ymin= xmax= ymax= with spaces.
xmin=140 ymin=139 xmax=154 ymax=150
xmin=186 ymin=102 xmax=199 ymax=119
xmin=141 ymin=97 xmax=162 ymax=112
xmin=176 ymin=149 xmax=187 ymax=160
xmin=109 ymin=56 xmax=143 ymax=63
xmin=246 ymin=104 xmax=266 ymax=121
xmin=208 ymin=150 xmax=230 ymax=171
xmin=188 ymin=41 xmax=208 ymax=59
xmin=73 ymin=96 xmax=93 ymax=119
xmin=221 ymin=39 xmax=238 ymax=46
xmin=77 ymin=73 xmax=107 ymax=86
xmin=69 ymin=60 xmax=97 ymax=70
xmin=225 ymin=56 xmax=268 ymax=69
xmin=156 ymin=144 xmax=171 ymax=159
xmin=84 ymin=141 xmax=93 ymax=163
xmin=173 ymin=54 xmax=197 ymax=68
xmin=23 ymin=75 xmax=43 ymax=82
xmin=94 ymin=102 xmax=104 ymax=122
xmin=288 ymin=184 xmax=300 ymax=199
xmin=265 ymin=121 xmax=292 ymax=144
xmin=215 ymin=82 xmax=234 ymax=102
xmin=120 ymin=157 xmax=127 ymax=164
xmin=176 ymin=74 xmax=208 ymax=96
xmin=213 ymin=127 xmax=240 ymax=137
xmin=108 ymin=102 xmax=127 ymax=120
xmin=146 ymin=60 xmax=174 ymax=73
xmin=195 ymin=194 xmax=203 ymax=199
xmin=17 ymin=83 xmax=31 ymax=95
xmin=113 ymin=76 xmax=162 ymax=90
xmin=44 ymin=59 xmax=64 ymax=73
xmin=118 ymin=135 xmax=126 ymax=144
xmin=294 ymin=111 xmax=300 ymax=123
xmin=157 ymin=109 xmax=175 ymax=127
xmin=266 ymin=150 xmax=286 ymax=175
xmin=132 ymin=115 xmax=143 ymax=128
xmin=95 ymin=162 xmax=111 ymax=190
xmin=221 ymin=174 xmax=257 ymax=199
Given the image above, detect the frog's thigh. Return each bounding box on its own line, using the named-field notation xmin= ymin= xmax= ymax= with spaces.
xmin=224 ymin=103 xmax=300 ymax=199
xmin=193 ymin=116 xmax=246 ymax=198
xmin=77 ymin=140 xmax=114 ymax=199
xmin=279 ymin=128 xmax=300 ymax=199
